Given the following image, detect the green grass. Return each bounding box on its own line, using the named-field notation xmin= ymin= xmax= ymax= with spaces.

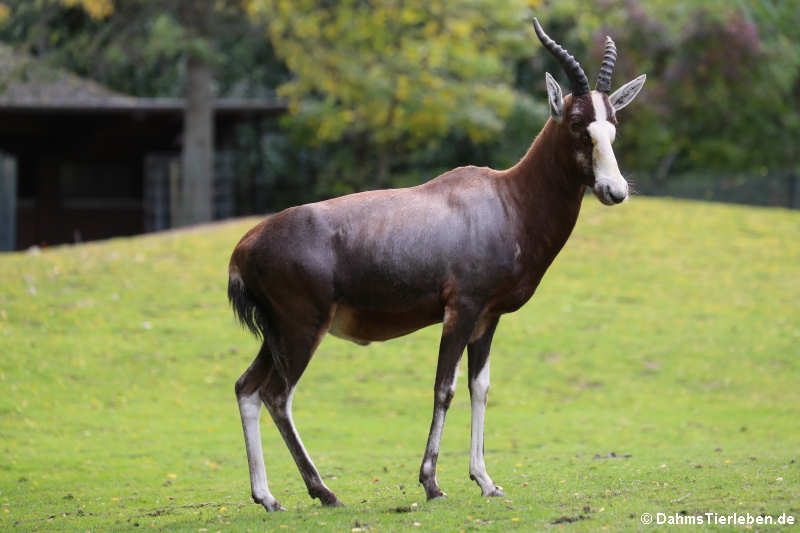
xmin=1 ymin=197 xmax=798 ymax=532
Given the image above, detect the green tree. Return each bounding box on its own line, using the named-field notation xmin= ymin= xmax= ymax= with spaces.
xmin=547 ymin=0 xmax=800 ymax=177
xmin=248 ymin=0 xmax=543 ymax=189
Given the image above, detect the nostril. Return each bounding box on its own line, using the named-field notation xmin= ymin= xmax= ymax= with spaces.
xmin=609 ymin=190 xmax=626 ymax=204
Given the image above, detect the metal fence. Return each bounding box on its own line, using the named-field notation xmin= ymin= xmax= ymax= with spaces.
xmin=0 ymin=152 xmax=17 ymax=250
xmin=143 ymin=150 xmax=236 ymax=232
xmin=635 ymin=170 xmax=800 ymax=210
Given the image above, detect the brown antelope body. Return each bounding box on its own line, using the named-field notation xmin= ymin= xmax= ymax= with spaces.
xmin=228 ymin=19 xmax=646 ymax=511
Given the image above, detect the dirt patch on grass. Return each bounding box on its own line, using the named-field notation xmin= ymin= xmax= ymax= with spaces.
xmin=551 ymin=514 xmax=589 ymax=524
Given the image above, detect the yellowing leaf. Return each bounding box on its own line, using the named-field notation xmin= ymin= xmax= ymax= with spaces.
xmin=60 ymin=0 xmax=113 ymax=19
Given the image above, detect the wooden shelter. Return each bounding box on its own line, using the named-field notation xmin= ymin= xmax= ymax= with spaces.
xmin=0 ymin=45 xmax=285 ymax=251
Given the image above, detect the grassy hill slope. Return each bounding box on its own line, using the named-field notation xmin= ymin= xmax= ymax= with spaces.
xmin=1 ymin=197 xmax=798 ymax=532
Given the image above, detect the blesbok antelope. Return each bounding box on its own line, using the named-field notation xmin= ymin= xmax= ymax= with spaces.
xmin=228 ymin=19 xmax=646 ymax=511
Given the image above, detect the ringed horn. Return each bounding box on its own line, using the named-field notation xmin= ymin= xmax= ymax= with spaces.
xmin=532 ymin=17 xmax=590 ymax=97
xmin=595 ymin=35 xmax=618 ymax=93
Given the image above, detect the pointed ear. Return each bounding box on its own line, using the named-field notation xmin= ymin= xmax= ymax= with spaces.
xmin=609 ymin=74 xmax=646 ymax=111
xmin=544 ymin=72 xmax=564 ymax=122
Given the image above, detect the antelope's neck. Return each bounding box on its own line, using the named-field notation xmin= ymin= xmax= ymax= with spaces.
xmin=497 ymin=122 xmax=586 ymax=277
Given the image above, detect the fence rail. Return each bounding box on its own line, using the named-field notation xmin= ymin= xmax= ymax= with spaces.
xmin=634 ymin=171 xmax=799 ymax=210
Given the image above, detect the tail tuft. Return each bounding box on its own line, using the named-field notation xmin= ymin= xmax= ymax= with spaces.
xmin=228 ymin=275 xmax=266 ymax=340
xmin=227 ymin=269 xmax=290 ymax=383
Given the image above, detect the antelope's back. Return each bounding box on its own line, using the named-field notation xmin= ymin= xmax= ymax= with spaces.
xmin=232 ymin=168 xmax=519 ymax=311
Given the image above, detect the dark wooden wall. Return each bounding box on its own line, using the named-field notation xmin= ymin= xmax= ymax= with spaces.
xmin=0 ymin=106 xmax=281 ymax=250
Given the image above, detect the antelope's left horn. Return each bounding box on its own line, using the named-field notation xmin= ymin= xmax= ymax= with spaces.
xmin=533 ymin=18 xmax=590 ymax=97
xmin=595 ymin=36 xmax=617 ymax=93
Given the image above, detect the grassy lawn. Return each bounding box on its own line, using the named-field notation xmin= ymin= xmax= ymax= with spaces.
xmin=1 ymin=197 xmax=798 ymax=532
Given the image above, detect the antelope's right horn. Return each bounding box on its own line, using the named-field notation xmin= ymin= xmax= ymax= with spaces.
xmin=595 ymin=36 xmax=617 ymax=93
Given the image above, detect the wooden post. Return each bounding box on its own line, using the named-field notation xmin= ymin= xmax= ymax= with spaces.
xmin=178 ymin=0 xmax=215 ymax=227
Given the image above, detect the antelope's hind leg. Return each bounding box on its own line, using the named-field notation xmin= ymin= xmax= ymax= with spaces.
xmin=235 ymin=343 xmax=286 ymax=512
xmin=260 ymin=311 xmax=344 ymax=508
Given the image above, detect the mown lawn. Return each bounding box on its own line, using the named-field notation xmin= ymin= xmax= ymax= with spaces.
xmin=1 ymin=197 xmax=798 ymax=532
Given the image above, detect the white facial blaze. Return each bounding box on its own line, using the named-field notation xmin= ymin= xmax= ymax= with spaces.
xmin=588 ymin=121 xmax=620 ymax=181
xmin=588 ymin=92 xmax=628 ymax=205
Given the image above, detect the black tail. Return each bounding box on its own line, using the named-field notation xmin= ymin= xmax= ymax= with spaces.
xmin=228 ymin=275 xmax=267 ymax=340
xmin=228 ymin=272 xmax=290 ymax=382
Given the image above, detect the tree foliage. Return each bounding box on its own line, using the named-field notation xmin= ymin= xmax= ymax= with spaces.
xmin=59 ymin=0 xmax=113 ymax=19
xmin=0 ymin=0 xmax=286 ymax=98
xmin=248 ymin=0 xmax=544 ymax=181
xmin=547 ymin=0 xmax=800 ymax=176
xmin=0 ymin=0 xmax=798 ymax=210
xmin=245 ymin=0 xmax=799 ymax=193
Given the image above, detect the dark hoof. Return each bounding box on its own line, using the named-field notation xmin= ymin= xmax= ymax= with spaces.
xmin=323 ymin=498 xmax=345 ymax=508
xmin=316 ymin=491 xmax=344 ymax=508
xmin=425 ymin=489 xmax=447 ymax=501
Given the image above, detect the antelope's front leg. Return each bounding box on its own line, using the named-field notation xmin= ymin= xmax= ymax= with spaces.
xmin=418 ymin=305 xmax=476 ymax=500
xmin=467 ymin=317 xmax=504 ymax=497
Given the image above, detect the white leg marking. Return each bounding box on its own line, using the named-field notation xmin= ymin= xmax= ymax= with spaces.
xmin=422 ymin=406 xmax=446 ymax=474
xmin=421 ymin=366 xmax=460 ymax=490
xmin=238 ymin=390 xmax=280 ymax=509
xmin=469 ymin=360 xmax=501 ymax=495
